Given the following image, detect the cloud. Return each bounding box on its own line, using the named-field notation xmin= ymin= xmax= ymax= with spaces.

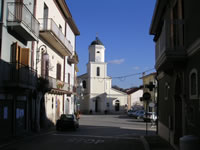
xmin=108 ymin=58 xmax=125 ymax=64
xmin=133 ymin=66 xmax=140 ymax=70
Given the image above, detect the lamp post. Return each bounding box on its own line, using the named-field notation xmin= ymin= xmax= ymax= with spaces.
xmin=35 ymin=44 xmax=47 ymax=132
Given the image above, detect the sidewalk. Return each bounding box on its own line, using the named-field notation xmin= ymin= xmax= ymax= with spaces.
xmin=0 ymin=127 xmax=55 ymax=149
xmin=142 ymin=135 xmax=175 ymax=150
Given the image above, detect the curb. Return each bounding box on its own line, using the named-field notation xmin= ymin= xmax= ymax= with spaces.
xmin=140 ymin=136 xmax=150 ymax=150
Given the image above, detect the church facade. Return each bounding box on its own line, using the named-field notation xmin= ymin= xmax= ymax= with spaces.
xmin=78 ymin=37 xmax=128 ymax=114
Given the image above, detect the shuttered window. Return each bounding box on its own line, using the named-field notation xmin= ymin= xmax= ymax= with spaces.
xmin=56 ymin=63 xmax=61 ymax=80
xmin=11 ymin=42 xmax=30 ymax=68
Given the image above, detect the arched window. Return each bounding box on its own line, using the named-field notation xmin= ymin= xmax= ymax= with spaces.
xmin=97 ymin=67 xmax=100 ymax=76
xmin=189 ymin=69 xmax=198 ymax=99
xmin=82 ymin=80 xmax=86 ymax=89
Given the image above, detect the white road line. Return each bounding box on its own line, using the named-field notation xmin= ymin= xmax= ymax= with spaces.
xmin=53 ymin=133 xmax=139 ymax=140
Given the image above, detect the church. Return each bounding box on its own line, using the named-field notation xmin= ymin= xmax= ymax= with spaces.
xmin=77 ymin=37 xmax=128 ymax=114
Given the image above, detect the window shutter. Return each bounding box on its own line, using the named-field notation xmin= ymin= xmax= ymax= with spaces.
xmin=20 ymin=48 xmax=29 ymax=66
xmin=68 ymin=73 xmax=70 ymax=85
xmin=56 ymin=63 xmax=61 ymax=80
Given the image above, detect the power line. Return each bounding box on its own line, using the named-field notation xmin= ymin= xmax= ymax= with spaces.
xmin=78 ymin=68 xmax=155 ymax=81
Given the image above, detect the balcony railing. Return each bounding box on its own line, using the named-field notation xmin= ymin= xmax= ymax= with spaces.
xmin=68 ymin=54 xmax=79 ymax=64
xmin=7 ymin=2 xmax=39 ymax=40
xmin=47 ymin=76 xmax=73 ymax=93
xmin=0 ymin=60 xmax=37 ymax=89
xmin=38 ymin=18 xmax=73 ymax=56
xmin=155 ymin=19 xmax=184 ymax=62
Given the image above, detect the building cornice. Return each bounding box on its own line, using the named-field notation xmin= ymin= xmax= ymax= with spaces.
xmin=54 ymin=0 xmax=80 ymax=35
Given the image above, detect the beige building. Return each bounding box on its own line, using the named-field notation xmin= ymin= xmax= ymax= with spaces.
xmin=140 ymin=72 xmax=157 ymax=112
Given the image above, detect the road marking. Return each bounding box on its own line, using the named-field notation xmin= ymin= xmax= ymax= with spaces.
xmin=67 ymin=137 xmax=105 ymax=144
xmin=53 ymin=133 xmax=139 ymax=140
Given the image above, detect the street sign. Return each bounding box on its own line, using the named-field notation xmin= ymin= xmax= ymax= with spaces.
xmin=149 ymin=102 xmax=155 ymax=107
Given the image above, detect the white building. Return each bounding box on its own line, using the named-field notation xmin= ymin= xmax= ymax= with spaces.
xmin=34 ymin=0 xmax=79 ymax=126
xmin=78 ymin=37 xmax=128 ymax=114
xmin=127 ymin=88 xmax=143 ymax=110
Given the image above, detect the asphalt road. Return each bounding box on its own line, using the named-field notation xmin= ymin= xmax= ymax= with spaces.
xmin=3 ymin=114 xmax=156 ymax=150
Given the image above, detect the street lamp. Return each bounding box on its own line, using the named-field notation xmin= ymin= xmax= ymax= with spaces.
xmin=36 ymin=44 xmax=47 ymax=73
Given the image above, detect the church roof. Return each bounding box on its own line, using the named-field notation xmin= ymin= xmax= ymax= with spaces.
xmin=90 ymin=37 xmax=104 ymax=46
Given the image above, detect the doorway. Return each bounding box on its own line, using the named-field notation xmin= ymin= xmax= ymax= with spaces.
xmin=115 ymin=100 xmax=120 ymax=111
xmin=174 ymin=76 xmax=183 ymax=144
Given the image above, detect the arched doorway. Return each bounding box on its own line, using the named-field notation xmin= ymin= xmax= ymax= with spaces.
xmin=174 ymin=75 xmax=183 ymax=144
xmin=115 ymin=100 xmax=120 ymax=111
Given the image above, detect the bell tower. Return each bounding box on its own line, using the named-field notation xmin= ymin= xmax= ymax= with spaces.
xmin=88 ymin=36 xmax=105 ymax=63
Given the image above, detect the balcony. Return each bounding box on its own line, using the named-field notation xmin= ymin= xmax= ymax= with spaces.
xmin=7 ymin=2 xmax=39 ymax=41
xmin=38 ymin=18 xmax=73 ymax=56
xmin=155 ymin=19 xmax=186 ymax=71
xmin=0 ymin=60 xmax=37 ymax=89
xmin=47 ymin=76 xmax=73 ymax=95
xmin=68 ymin=53 xmax=79 ymax=64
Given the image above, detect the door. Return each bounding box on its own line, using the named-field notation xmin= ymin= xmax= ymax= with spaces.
xmin=174 ymin=76 xmax=183 ymax=144
xmin=115 ymin=100 xmax=120 ymax=111
xmin=0 ymin=100 xmax=12 ymax=137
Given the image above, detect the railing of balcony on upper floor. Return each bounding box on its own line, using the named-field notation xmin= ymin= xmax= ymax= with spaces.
xmin=38 ymin=18 xmax=73 ymax=55
xmin=7 ymin=2 xmax=39 ymax=39
xmin=155 ymin=19 xmax=184 ymax=62
xmin=0 ymin=60 xmax=37 ymax=88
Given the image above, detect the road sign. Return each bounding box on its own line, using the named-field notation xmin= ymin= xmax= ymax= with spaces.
xmin=149 ymin=102 xmax=155 ymax=107
xmin=143 ymin=92 xmax=151 ymax=101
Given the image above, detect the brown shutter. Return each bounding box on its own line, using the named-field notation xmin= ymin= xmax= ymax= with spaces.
xmin=20 ymin=48 xmax=29 ymax=66
xmin=57 ymin=63 xmax=61 ymax=80
xmin=68 ymin=73 xmax=70 ymax=85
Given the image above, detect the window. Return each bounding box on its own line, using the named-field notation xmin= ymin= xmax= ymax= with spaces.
xmin=82 ymin=80 xmax=86 ymax=89
xmin=41 ymin=53 xmax=49 ymax=77
xmin=172 ymin=0 xmax=184 ymax=48
xmin=68 ymin=73 xmax=70 ymax=85
xmin=189 ymin=69 xmax=198 ymax=99
xmin=56 ymin=63 xmax=61 ymax=80
xmin=0 ymin=0 xmax=3 ymax=21
xmin=11 ymin=42 xmax=30 ymax=68
xmin=97 ymin=67 xmax=100 ymax=76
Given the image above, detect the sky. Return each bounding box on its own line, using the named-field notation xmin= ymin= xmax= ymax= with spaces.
xmin=66 ymin=0 xmax=156 ymax=89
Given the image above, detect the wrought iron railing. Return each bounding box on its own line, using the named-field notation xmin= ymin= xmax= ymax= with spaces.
xmin=7 ymin=2 xmax=39 ymax=38
xmin=38 ymin=18 xmax=73 ymax=54
xmin=0 ymin=60 xmax=37 ymax=88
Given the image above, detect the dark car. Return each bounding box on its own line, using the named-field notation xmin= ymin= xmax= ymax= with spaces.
xmin=56 ymin=114 xmax=79 ymax=131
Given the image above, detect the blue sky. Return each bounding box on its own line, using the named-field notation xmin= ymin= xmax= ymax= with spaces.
xmin=66 ymin=0 xmax=156 ymax=88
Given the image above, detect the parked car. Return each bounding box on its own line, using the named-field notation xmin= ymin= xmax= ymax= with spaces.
xmin=127 ymin=110 xmax=135 ymax=117
xmin=133 ymin=110 xmax=145 ymax=119
xmin=143 ymin=112 xmax=157 ymax=122
xmin=56 ymin=114 xmax=79 ymax=131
